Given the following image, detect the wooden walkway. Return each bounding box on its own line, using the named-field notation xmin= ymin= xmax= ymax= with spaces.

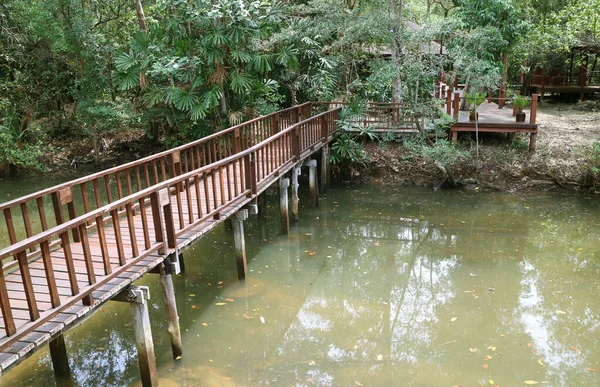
xmin=0 ymin=103 xmax=339 ymax=374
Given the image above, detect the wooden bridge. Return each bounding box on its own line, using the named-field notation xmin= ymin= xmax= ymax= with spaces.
xmin=0 ymin=103 xmax=341 ymax=385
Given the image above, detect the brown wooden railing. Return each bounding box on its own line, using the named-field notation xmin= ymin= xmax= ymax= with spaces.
xmin=0 ymin=104 xmax=338 ymax=344
xmin=0 ymin=103 xmax=312 ymax=255
xmin=317 ymin=102 xmax=420 ymax=130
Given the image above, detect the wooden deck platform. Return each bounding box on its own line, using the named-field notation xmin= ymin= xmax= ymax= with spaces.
xmin=446 ymin=96 xmax=539 ymax=152
xmin=0 ymin=104 xmax=339 ymax=375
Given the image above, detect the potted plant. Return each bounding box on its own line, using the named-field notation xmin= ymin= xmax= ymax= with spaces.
xmin=513 ymin=95 xmax=530 ymax=122
xmin=465 ymin=91 xmax=486 ymax=121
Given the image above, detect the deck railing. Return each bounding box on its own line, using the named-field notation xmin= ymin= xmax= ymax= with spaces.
xmin=0 ymin=105 xmax=339 ymax=344
xmin=317 ymin=102 xmax=420 ymax=131
xmin=0 ymin=103 xmax=312 ymax=256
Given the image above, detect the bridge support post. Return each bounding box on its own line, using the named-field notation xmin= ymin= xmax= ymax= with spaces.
xmin=279 ymin=178 xmax=290 ymax=234
xmin=304 ymin=159 xmax=318 ymax=207
xmin=224 ymin=218 xmax=233 ymax=231
xmin=49 ymin=334 xmax=70 ymax=378
xmin=233 ymin=210 xmax=249 ymax=279
xmin=291 ymin=163 xmax=301 ymax=222
xmin=320 ymin=145 xmax=330 ymax=192
xmin=257 ymin=192 xmax=266 ymax=218
xmin=159 ymin=263 xmax=183 ymax=359
xmin=113 ymin=286 xmax=157 ymax=387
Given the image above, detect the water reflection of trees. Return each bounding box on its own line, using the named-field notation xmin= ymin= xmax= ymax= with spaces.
xmin=252 ymin=189 xmax=600 ymax=386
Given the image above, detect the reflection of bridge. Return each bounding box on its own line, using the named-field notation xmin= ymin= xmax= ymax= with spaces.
xmin=0 ymin=103 xmax=339 ymax=385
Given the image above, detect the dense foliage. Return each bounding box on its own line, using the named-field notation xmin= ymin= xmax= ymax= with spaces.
xmin=0 ymin=0 xmax=596 ymax=174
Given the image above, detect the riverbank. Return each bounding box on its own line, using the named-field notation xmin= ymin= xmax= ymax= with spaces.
xmin=346 ymin=101 xmax=600 ymax=193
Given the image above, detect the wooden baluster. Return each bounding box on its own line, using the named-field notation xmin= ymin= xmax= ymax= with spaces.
xmin=20 ymin=203 xmax=35 ymax=251
xmin=160 ymin=158 xmax=167 ymax=181
xmin=185 ymin=176 xmax=194 ymax=224
xmin=152 ymin=160 xmax=159 ymax=184
xmin=111 ymin=209 xmax=126 ymax=266
xmin=59 ymin=232 xmax=79 ymax=296
xmin=16 ymin=250 xmax=39 ymax=321
xmin=136 ymin=167 xmax=142 ymax=192
xmin=115 ymin=171 xmax=124 ymax=200
xmin=0 ymin=265 xmax=15 ymax=335
xmin=203 ymin=171 xmax=211 ymax=213
xmin=139 ymin=198 xmax=151 ymax=250
xmin=4 ymin=208 xmax=17 ymax=245
xmin=36 ymin=197 xmax=48 ymax=231
xmin=80 ymin=182 xmax=92 ymax=226
xmin=104 ymin=175 xmax=113 ymax=203
xmin=40 ymin=240 xmax=60 ymax=308
xmin=211 ymin=167 xmax=219 ymax=210
xmin=144 ymin=164 xmax=151 ymax=188
xmin=52 ymin=187 xmax=79 ymax=242
xmin=194 ymin=175 xmax=203 ymax=218
xmin=79 ymin=223 xmax=96 ymax=286
xmin=232 ymin=159 xmax=239 ymax=197
xmin=125 ymin=203 xmax=139 ymax=257
xmin=95 ymin=216 xmax=112 ymax=275
xmin=126 ymin=168 xmax=133 ymax=196
xmin=92 ymin=179 xmax=102 ymax=208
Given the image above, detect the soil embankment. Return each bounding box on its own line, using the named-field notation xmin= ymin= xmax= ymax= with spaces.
xmin=350 ymin=102 xmax=600 ymax=192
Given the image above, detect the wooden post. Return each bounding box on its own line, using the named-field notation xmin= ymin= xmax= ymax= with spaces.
xmin=49 ymin=334 xmax=70 ymax=378
xmin=291 ymin=163 xmax=301 ymax=223
xmin=452 ymin=130 xmax=458 ymax=144
xmin=445 ymin=89 xmax=452 ymax=115
xmin=513 ymin=90 xmax=520 ymax=116
xmin=257 ymin=192 xmax=266 ymax=218
xmin=529 ymin=133 xmax=537 ymax=152
xmin=530 ymin=94 xmax=538 ymax=124
xmin=159 ymin=263 xmax=183 ymax=359
xmin=320 ymin=145 xmax=330 ymax=192
xmin=498 ymin=87 xmax=505 ymax=109
xmin=279 ymin=178 xmax=290 ymax=234
xmin=304 ymin=159 xmax=318 ymax=207
xmin=232 ymin=210 xmax=249 ymax=279
xmin=113 ymin=286 xmax=157 ymax=387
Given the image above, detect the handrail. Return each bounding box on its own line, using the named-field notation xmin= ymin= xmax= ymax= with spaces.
xmin=0 ymin=105 xmax=340 ymax=340
xmin=0 ymin=103 xmax=312 ymax=253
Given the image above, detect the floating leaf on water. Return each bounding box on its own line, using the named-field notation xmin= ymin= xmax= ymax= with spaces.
xmin=202 ymin=322 xmax=208 ymax=326
xmin=491 ymin=346 xmax=497 ymax=351
xmin=489 ymin=380 xmax=494 ymax=385
xmin=305 ymin=232 xmax=312 ymax=236
xmin=215 ymin=302 xmax=226 ymax=306
xmin=523 ymin=381 xmax=539 ymax=385
xmin=527 ymin=342 xmax=533 ymax=348
xmin=483 ymin=364 xmax=489 ymax=369
xmin=488 ymin=288 xmax=495 ymax=292
xmin=484 ymin=355 xmax=492 ymax=361
xmin=218 ymin=281 xmax=224 ymax=285
xmin=570 ymin=345 xmax=581 ymax=352
xmin=189 ymin=294 xmax=196 ymax=297
xmin=260 ymin=316 xmax=265 ymax=324
xmin=243 ymin=314 xmax=250 ymax=319
xmin=469 ymin=347 xmax=478 ymax=353
xmin=587 ymin=367 xmax=596 ymax=371
xmin=538 ymin=358 xmax=545 ymax=367
xmin=355 ymin=381 xmax=363 ymax=386
xmin=377 ymin=354 xmax=383 ymax=361
xmin=556 ymin=310 xmax=567 ymax=315
xmin=191 ymin=305 xmax=197 ymax=309
xmin=175 ymin=356 xmax=182 ymax=360
xmin=451 ymin=317 xmax=457 ymax=322
xmin=375 ymin=242 xmax=381 ymax=247
xmin=225 ymin=298 xmax=234 ymax=302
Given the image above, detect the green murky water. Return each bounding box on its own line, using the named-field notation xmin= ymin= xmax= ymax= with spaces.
xmin=1 ymin=182 xmax=600 ymax=386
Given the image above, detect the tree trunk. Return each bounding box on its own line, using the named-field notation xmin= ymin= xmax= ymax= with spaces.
xmin=501 ymin=50 xmax=509 ymax=91
xmin=134 ymin=0 xmax=148 ymax=90
xmin=390 ymin=0 xmax=404 ymax=104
